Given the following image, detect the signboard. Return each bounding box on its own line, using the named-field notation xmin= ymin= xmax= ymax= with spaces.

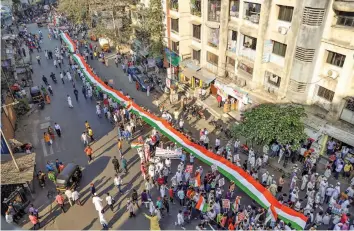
xmin=155 ymin=147 xmax=181 ymax=159
xmin=219 ymin=178 xmax=225 ymax=187
xmin=211 ymin=165 xmax=217 ymax=172
xmin=222 ymin=199 xmax=230 ymax=209
xmin=185 ymin=165 xmax=193 ymax=173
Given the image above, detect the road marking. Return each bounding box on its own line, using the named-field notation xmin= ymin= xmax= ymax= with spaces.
xmin=45 ymin=116 xmax=51 ymax=121
xmin=41 ymin=139 xmax=54 ymax=157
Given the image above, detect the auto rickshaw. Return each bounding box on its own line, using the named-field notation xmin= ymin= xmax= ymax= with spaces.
xmin=55 ymin=163 xmax=82 ymax=192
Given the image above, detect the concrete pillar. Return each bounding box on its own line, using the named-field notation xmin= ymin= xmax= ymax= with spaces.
xmin=217 ymin=0 xmax=229 ymax=78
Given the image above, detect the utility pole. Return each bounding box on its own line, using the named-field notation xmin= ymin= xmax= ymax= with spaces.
xmin=0 ymin=129 xmax=20 ymax=172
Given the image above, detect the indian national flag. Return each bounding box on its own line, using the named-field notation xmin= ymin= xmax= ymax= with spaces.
xmin=195 ymin=196 xmax=208 ymax=212
xmin=265 ymin=205 xmax=278 ymax=224
xmin=195 ymin=172 xmax=201 ymax=187
xmin=131 ymin=142 xmax=144 ymax=149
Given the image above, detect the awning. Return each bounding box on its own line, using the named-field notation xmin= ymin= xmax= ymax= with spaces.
xmin=189 ymin=44 xmax=201 ymax=51
xmin=1 ymin=153 xmax=36 ymax=185
xmin=190 ymin=19 xmax=201 ymax=25
xmin=195 ymin=68 xmax=216 ymax=84
xmin=205 ymin=21 xmax=220 ymax=29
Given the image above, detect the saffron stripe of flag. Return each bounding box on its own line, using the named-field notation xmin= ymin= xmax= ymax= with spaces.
xmin=195 ymin=196 xmax=208 ymax=212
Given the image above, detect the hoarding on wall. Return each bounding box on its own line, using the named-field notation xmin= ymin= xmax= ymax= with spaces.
xmin=214 ymin=81 xmax=244 ymax=100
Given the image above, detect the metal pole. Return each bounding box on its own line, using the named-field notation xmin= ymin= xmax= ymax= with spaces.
xmin=1 ymin=129 xmax=21 ymax=172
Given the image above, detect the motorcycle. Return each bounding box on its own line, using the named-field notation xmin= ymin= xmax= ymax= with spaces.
xmin=241 ymin=143 xmax=249 ymax=155
xmin=197 ymin=107 xmax=206 ymax=120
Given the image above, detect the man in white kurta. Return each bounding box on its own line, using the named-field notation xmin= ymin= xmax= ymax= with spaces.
xmin=92 ymin=194 xmax=104 ymax=212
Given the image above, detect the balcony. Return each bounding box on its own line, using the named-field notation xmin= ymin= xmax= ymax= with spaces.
xmin=239 ymin=47 xmax=256 ymax=61
xmin=244 ymin=2 xmax=261 ymax=24
xmin=333 ymin=0 xmax=354 ymax=12
xmin=208 ymin=0 xmax=221 ymax=22
xmin=229 ymin=1 xmax=240 ymax=19
xmin=191 ymin=0 xmax=201 ymax=17
xmin=169 ymin=0 xmax=178 ymax=11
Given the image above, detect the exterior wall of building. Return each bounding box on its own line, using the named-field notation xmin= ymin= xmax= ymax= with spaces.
xmin=162 ymin=0 xmax=354 ymax=122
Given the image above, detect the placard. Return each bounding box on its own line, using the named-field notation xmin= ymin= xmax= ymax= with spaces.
xmin=219 ymin=178 xmax=225 ymax=187
xmin=222 ymin=199 xmax=230 ymax=209
xmin=185 ymin=165 xmax=193 ymax=173
xmin=155 ymin=147 xmax=181 ymax=159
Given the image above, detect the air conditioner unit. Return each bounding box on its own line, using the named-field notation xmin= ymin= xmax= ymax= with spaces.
xmin=327 ymin=70 xmax=339 ymax=79
xmin=278 ymin=26 xmax=288 ymax=35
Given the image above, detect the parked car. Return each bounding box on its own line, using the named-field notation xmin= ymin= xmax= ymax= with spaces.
xmin=136 ymin=75 xmax=154 ymax=92
xmin=127 ymin=66 xmax=142 ymax=81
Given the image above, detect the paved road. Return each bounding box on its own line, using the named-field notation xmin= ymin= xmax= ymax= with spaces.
xmin=15 ymin=24 xmax=352 ymax=230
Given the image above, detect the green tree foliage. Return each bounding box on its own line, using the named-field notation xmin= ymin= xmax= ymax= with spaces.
xmin=57 ymin=0 xmax=89 ymax=24
xmin=139 ymin=0 xmax=165 ymax=56
xmin=231 ymin=104 xmax=307 ymax=148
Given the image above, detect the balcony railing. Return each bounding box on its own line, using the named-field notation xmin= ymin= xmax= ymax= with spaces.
xmin=208 ymin=0 xmax=221 ymax=22
xmin=191 ymin=0 xmax=201 ymax=16
xmin=336 ymin=15 xmax=354 ymax=27
xmin=170 ymin=0 xmax=178 ymax=11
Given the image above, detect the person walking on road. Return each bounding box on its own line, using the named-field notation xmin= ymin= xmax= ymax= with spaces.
xmin=44 ymin=132 xmax=52 ymax=145
xmin=36 ymin=55 xmax=41 ymax=65
xmin=54 ymin=122 xmax=61 ymax=137
xmin=81 ymin=132 xmax=89 ymax=145
xmin=121 ymin=157 xmax=127 ymax=174
xmin=117 ymin=139 xmax=123 ymax=157
xmin=65 ymin=187 xmax=73 ymax=206
xmin=55 ymin=192 xmax=66 ymax=213
xmin=54 ymin=59 xmax=57 ymax=68
xmin=67 ymin=71 xmax=72 ymax=82
xmin=82 ymin=86 xmax=87 ymax=99
xmin=60 ymin=72 xmax=64 ymax=84
xmin=105 ymin=192 xmax=114 ymax=211
xmin=73 ymin=88 xmax=79 ymax=101
xmin=72 ymin=189 xmax=82 ymax=206
xmin=42 ymin=75 xmax=48 ymax=85
xmin=114 ymin=174 xmax=123 ymax=192
xmin=87 ymin=127 xmax=95 ymax=142
xmin=67 ymin=95 xmax=73 ymax=108
xmin=112 ymin=156 xmax=120 ymax=173
xmin=127 ymin=200 xmax=136 ymax=218
xmin=92 ymin=193 xmax=104 ymax=213
xmin=29 ymin=212 xmax=40 ymax=230
xmin=85 ymin=145 xmax=93 ymax=163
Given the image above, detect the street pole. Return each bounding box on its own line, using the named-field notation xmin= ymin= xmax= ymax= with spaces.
xmin=1 ymin=129 xmax=21 ymax=172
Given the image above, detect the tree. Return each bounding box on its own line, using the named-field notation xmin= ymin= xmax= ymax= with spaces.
xmin=57 ymin=0 xmax=89 ymax=24
xmin=231 ymin=104 xmax=307 ymax=149
xmin=139 ymin=0 xmax=165 ymax=56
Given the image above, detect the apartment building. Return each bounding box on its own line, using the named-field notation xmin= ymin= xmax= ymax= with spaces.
xmin=162 ymin=0 xmax=354 ymax=150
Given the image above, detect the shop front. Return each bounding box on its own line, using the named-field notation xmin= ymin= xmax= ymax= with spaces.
xmin=213 ymin=80 xmax=250 ymax=113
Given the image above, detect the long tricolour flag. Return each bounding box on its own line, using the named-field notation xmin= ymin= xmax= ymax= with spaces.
xmin=66 ymin=49 xmax=308 ymax=230
xmin=195 ymin=196 xmax=208 ymax=212
xmin=60 ymin=32 xmax=76 ymax=53
xmin=265 ymin=205 xmax=278 ymax=224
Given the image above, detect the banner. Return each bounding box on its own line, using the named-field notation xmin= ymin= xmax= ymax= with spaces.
xmin=155 ymin=147 xmax=181 ymax=159
xmin=63 ymin=44 xmax=307 ymax=229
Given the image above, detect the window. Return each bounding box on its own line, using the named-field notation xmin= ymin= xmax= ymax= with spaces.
xmin=266 ymin=71 xmax=281 ymax=87
xmin=171 ymin=41 xmax=179 ymax=53
xmin=278 ymin=5 xmax=293 ymax=22
xmin=191 ymin=0 xmax=201 ymax=16
xmin=243 ymin=35 xmax=257 ymax=50
xmin=208 ymin=0 xmax=221 ymax=22
xmin=244 ymin=2 xmax=261 ymax=23
xmin=227 ymin=57 xmax=236 ymax=67
xmin=238 ymin=62 xmax=253 ymax=75
xmin=337 ymin=12 xmax=354 ymax=27
xmin=208 ymin=28 xmax=220 ymax=48
xmin=170 ymin=0 xmax=178 ymax=11
xmin=229 ymin=0 xmax=240 ymax=17
xmin=193 ymin=49 xmax=201 ymax=63
xmin=171 ymin=19 xmax=179 ymax=33
xmin=317 ymin=86 xmax=335 ymax=102
xmin=272 ymin=41 xmax=287 ymax=57
xmin=192 ymin=25 xmax=201 ymax=40
xmin=228 ymin=30 xmax=237 ymax=52
xmin=326 ymin=51 xmax=345 ymax=67
xmin=207 ymin=51 xmax=218 ymax=65
xmin=231 ymin=30 xmax=237 ymax=41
